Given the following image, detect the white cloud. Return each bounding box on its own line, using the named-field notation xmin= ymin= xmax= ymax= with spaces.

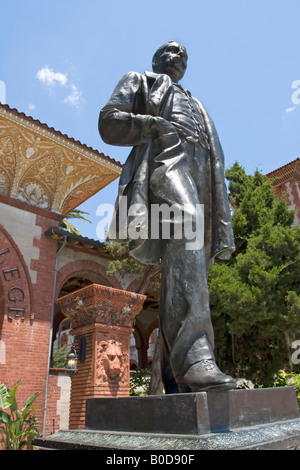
xmin=36 ymin=66 xmax=67 ymax=87
xmin=28 ymin=103 xmax=36 ymax=111
xmin=64 ymin=84 xmax=82 ymax=107
xmin=36 ymin=64 xmax=83 ymax=108
xmin=285 ymin=106 xmax=296 ymax=113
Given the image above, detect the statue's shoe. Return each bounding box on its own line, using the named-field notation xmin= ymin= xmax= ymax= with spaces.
xmin=177 ymin=359 xmax=236 ymax=392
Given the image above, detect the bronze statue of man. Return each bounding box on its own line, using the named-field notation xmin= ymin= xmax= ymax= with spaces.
xmin=99 ymin=41 xmax=236 ymax=393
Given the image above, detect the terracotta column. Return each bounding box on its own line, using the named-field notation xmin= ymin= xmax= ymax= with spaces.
xmin=57 ymin=283 xmax=146 ymax=429
xmin=137 ymin=345 xmax=149 ymax=369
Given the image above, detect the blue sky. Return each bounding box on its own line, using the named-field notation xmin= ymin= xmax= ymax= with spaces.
xmin=1 ymin=0 xmax=300 ymax=239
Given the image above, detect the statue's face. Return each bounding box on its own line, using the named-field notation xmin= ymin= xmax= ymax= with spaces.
xmin=154 ymin=42 xmax=188 ymax=83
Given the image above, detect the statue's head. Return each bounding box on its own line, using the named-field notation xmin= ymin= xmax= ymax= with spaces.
xmin=152 ymin=40 xmax=188 ymax=83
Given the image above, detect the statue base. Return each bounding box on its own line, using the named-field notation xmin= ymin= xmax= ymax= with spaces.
xmin=34 ymin=387 xmax=300 ymax=450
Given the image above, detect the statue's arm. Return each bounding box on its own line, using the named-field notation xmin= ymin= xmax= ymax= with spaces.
xmin=99 ymin=71 xmax=153 ymax=147
xmin=99 ymin=71 xmax=177 ymax=147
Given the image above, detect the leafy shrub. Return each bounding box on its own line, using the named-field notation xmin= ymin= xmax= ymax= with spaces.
xmin=52 ymin=344 xmax=68 ymax=368
xmin=271 ymin=370 xmax=300 ymax=407
xmin=130 ymin=368 xmax=151 ymax=396
xmin=0 ymin=381 xmax=39 ymax=450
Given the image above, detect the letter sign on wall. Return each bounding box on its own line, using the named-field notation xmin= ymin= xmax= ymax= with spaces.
xmin=0 ymin=226 xmax=32 ymax=323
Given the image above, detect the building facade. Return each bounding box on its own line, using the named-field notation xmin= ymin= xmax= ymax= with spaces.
xmin=0 ymin=103 xmax=124 ymax=435
xmin=267 ymin=158 xmax=300 ymax=226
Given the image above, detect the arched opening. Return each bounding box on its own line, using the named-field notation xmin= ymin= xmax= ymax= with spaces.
xmin=147 ymin=327 xmax=159 ymax=365
xmin=58 ymin=276 xmax=108 ymax=298
xmin=129 ymin=334 xmax=139 ymax=369
xmin=130 ymin=324 xmax=159 ymax=370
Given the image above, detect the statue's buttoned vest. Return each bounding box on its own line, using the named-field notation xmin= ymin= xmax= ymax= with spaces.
xmin=170 ymin=84 xmax=210 ymax=150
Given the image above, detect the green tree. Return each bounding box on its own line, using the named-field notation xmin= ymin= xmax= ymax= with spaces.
xmin=104 ymin=239 xmax=161 ymax=296
xmin=52 ymin=345 xmax=68 ymax=368
xmin=209 ymin=162 xmax=300 ymax=385
xmin=271 ymin=370 xmax=300 ymax=406
xmin=130 ymin=367 xmax=151 ymax=396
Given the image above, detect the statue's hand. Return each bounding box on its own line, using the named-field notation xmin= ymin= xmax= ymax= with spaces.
xmin=145 ymin=116 xmax=181 ymax=155
xmin=148 ymin=116 xmax=178 ymax=139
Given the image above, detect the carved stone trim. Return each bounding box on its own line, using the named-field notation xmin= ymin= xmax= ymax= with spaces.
xmin=0 ymin=108 xmax=121 ymax=214
xmin=58 ymin=284 xmax=146 ymax=329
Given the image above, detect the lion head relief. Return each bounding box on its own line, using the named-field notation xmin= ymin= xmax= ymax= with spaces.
xmin=96 ymin=339 xmax=126 ymax=384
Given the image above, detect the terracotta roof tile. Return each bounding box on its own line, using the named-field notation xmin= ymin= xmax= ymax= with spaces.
xmin=266 ymin=158 xmax=300 ymax=186
xmin=44 ymin=226 xmax=109 ymax=255
xmin=266 ymin=158 xmax=300 ymax=177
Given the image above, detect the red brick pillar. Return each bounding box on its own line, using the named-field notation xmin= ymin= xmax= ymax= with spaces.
xmin=137 ymin=345 xmax=149 ymax=369
xmin=57 ymin=284 xmax=146 ymax=429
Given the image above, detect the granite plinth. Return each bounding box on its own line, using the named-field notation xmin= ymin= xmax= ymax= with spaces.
xmin=33 ymin=387 xmax=300 ymax=450
xmin=33 ymin=420 xmax=300 ymax=450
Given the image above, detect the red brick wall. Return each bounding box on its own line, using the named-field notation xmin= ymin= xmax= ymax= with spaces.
xmin=0 ymin=205 xmax=59 ymax=437
xmin=273 ymin=178 xmax=300 ymax=225
xmin=44 ymin=369 xmax=68 ymax=435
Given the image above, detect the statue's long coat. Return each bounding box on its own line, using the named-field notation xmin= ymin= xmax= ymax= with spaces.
xmin=99 ymin=71 xmax=235 ymax=266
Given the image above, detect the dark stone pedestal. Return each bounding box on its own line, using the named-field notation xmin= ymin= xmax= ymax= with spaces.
xmin=34 ymin=386 xmax=300 ymax=450
xmin=85 ymin=386 xmax=299 ymax=434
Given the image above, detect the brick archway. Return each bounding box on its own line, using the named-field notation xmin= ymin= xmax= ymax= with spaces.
xmin=55 ymin=259 xmax=122 ymax=300
xmin=145 ymin=320 xmax=160 ymax=347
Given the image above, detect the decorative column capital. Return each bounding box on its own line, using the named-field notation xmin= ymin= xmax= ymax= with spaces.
xmin=57 ymin=283 xmax=146 ymax=329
